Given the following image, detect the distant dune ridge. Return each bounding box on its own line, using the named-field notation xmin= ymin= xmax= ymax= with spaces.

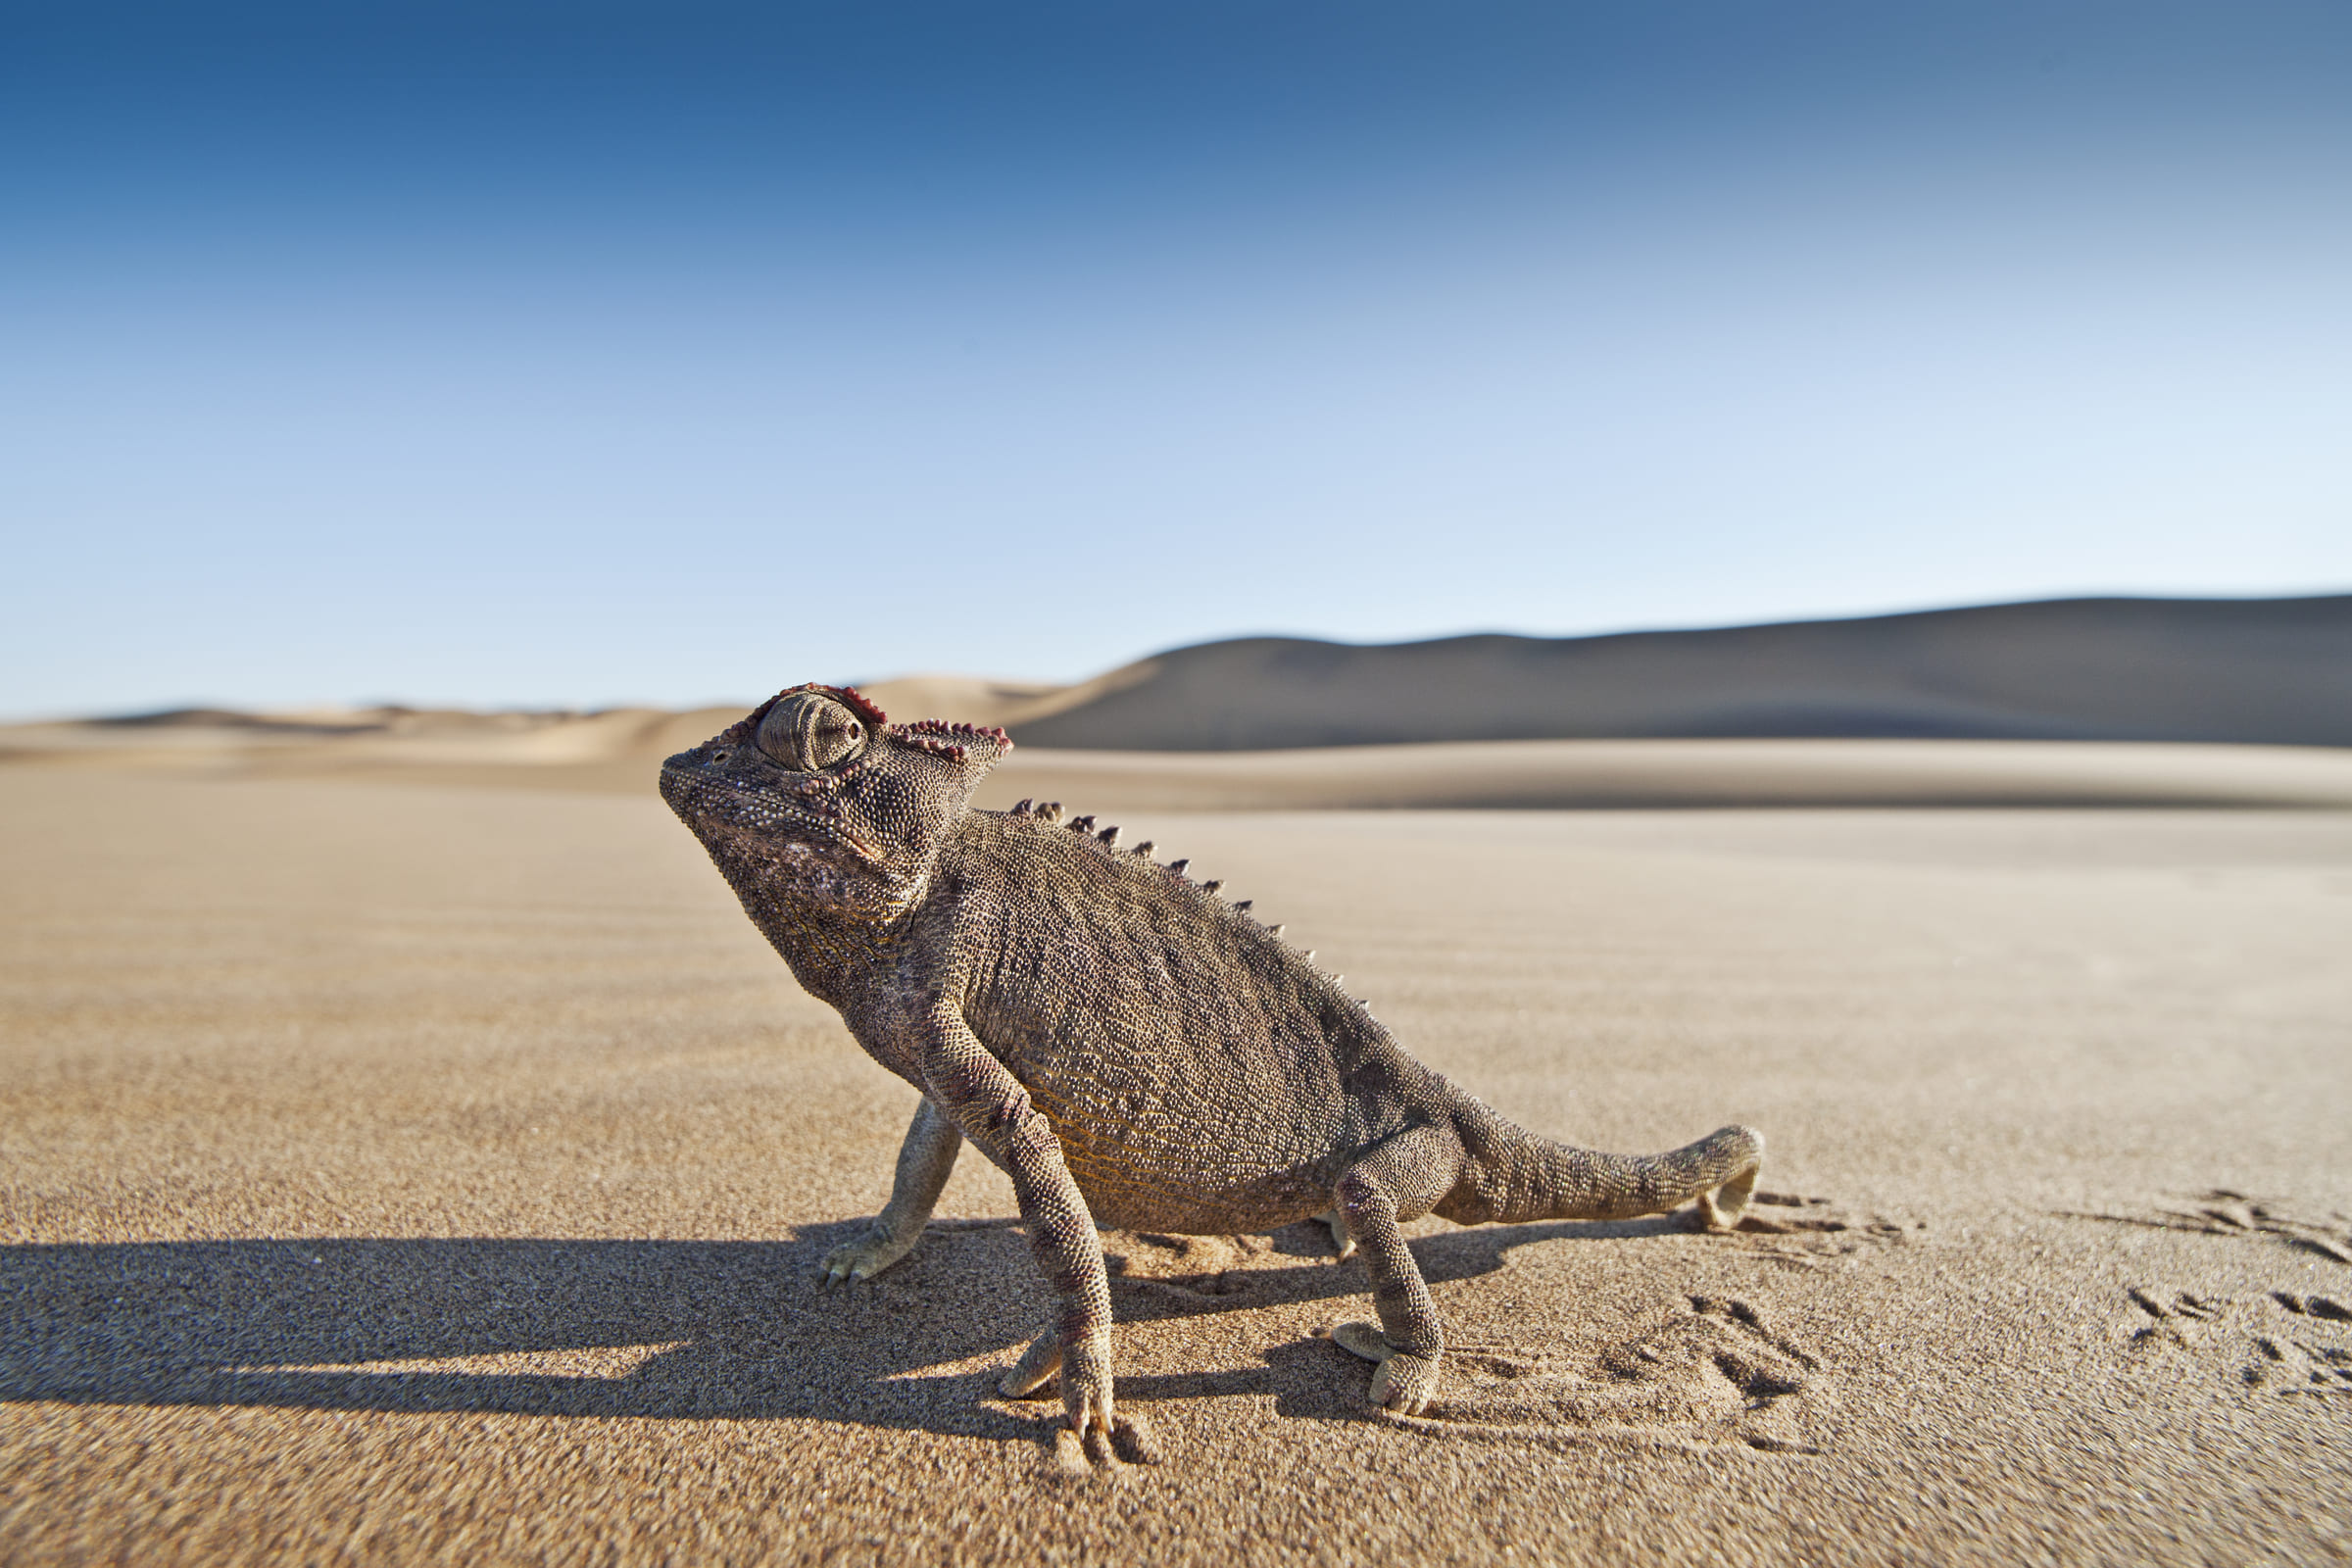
xmin=5 ymin=594 xmax=2348 ymax=809
xmin=996 ymin=595 xmax=2352 ymax=750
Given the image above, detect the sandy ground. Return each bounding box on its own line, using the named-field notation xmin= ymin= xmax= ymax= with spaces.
xmin=12 ymin=706 xmax=2352 ymax=812
xmin=4 ymin=764 xmax=2351 ymax=1565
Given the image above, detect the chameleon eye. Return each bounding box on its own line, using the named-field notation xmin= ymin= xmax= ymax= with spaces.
xmin=756 ymin=693 xmax=867 ymax=771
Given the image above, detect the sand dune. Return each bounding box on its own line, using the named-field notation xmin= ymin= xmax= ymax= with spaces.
xmin=848 ymin=674 xmax=1071 ymax=731
xmin=10 ymin=595 xmax=2346 ymax=809
xmin=4 ymin=766 xmax=2349 ymax=1563
xmin=1004 ymin=594 xmax=2352 ymax=750
xmin=18 ymin=676 xmax=2352 ymax=822
xmin=9 ymin=706 xmax=2351 ymax=812
xmin=0 ymin=706 xmax=744 ymax=786
xmin=977 ymin=739 xmax=2352 ymax=811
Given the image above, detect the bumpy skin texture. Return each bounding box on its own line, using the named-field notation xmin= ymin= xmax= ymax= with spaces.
xmin=662 ymin=685 xmax=1763 ymax=1459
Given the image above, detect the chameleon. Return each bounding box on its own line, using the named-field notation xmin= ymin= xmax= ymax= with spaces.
xmin=661 ymin=683 xmax=1764 ymax=1462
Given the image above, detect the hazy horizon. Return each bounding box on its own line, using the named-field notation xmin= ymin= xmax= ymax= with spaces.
xmin=8 ymin=3 xmax=2350 ymax=718
xmin=5 ymin=588 xmax=2338 ymax=726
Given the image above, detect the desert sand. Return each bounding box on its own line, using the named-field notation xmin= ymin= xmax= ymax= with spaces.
xmin=4 ymin=752 xmax=2350 ymax=1565
xmin=12 ymin=702 xmax=2352 ymax=814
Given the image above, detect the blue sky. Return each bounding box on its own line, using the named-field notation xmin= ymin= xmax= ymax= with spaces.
xmin=5 ymin=2 xmax=2349 ymax=715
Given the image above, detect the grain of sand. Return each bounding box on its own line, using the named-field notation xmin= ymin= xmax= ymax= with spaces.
xmin=4 ymin=766 xmax=2350 ymax=1564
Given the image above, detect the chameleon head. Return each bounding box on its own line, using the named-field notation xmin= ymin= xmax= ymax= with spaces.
xmin=660 ymin=684 xmax=1010 ymax=920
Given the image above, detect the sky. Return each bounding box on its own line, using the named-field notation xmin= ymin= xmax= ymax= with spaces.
xmin=4 ymin=1 xmax=2349 ymax=716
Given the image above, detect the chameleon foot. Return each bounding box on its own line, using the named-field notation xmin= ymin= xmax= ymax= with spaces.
xmin=1052 ymin=1414 xmax=1160 ymax=1470
xmin=815 ymin=1228 xmax=914 ymax=1288
xmin=1371 ymin=1351 xmax=1440 ymax=1415
xmin=1331 ymin=1321 xmax=1440 ymax=1414
xmin=1694 ymin=1163 xmax=1760 ymax=1232
xmin=1000 ymin=1329 xmax=1062 ymax=1398
xmin=1315 ymin=1208 xmax=1357 ymax=1260
xmin=1019 ymin=1330 xmax=1160 ymax=1467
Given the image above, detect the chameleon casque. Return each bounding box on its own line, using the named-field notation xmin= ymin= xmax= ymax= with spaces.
xmin=661 ymin=684 xmax=1764 ymax=1461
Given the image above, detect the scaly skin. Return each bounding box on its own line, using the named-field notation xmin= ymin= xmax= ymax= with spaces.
xmin=661 ymin=684 xmax=1763 ymax=1463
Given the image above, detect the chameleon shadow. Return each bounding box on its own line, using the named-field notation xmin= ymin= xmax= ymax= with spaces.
xmin=0 ymin=1213 xmax=1702 ymax=1440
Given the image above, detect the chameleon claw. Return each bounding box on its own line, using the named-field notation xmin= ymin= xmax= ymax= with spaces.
xmin=817 ymin=1231 xmax=909 ymax=1289
xmin=1076 ymin=1413 xmax=1120 ymax=1470
xmin=1053 ymin=1412 xmax=1159 ymax=1472
xmin=1000 ymin=1328 xmax=1062 ymax=1398
xmin=1371 ymin=1351 xmax=1439 ymax=1416
xmin=1332 ymin=1320 xmax=1442 ymax=1413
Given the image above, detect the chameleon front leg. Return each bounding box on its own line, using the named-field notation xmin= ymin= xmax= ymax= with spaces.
xmin=1328 ymin=1123 xmax=1465 ymax=1417
xmin=818 ymin=1097 xmax=963 ymax=1286
xmin=916 ymin=1006 xmax=1146 ymax=1462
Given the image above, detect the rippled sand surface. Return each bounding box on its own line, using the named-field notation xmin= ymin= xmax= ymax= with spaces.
xmin=5 ymin=767 xmax=2349 ymax=1564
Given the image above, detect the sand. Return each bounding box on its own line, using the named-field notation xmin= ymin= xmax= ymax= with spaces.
xmin=12 ymin=702 xmax=2352 ymax=812
xmin=4 ymin=762 xmax=2351 ymax=1565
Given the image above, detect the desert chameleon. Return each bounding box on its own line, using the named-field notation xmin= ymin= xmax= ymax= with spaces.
xmin=661 ymin=684 xmax=1763 ymax=1462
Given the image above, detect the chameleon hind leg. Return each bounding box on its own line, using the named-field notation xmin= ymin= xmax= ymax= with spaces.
xmin=1328 ymin=1124 xmax=1466 ymax=1416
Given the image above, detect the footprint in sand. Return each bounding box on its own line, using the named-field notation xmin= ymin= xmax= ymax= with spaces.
xmin=2077 ymin=1189 xmax=2352 ymax=1396
xmin=1094 ymin=1205 xmax=1869 ymax=1450
xmin=1362 ymin=1296 xmax=1833 ymax=1455
xmin=2074 ymin=1190 xmax=2352 ymax=1266
xmin=1727 ymin=1190 xmax=1917 ymax=1271
xmin=2122 ymin=1286 xmax=2352 ymax=1397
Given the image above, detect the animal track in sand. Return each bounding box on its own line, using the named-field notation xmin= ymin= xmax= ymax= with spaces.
xmin=2082 ymin=1191 xmax=2352 ymax=1397
xmin=2070 ymin=1190 xmax=2352 ymax=1265
xmin=1727 ymin=1190 xmax=1916 ymax=1271
xmin=1362 ymin=1296 xmax=1833 ymax=1454
xmin=2123 ymin=1286 xmax=2352 ymax=1398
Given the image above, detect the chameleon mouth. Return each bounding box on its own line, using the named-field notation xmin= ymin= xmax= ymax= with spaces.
xmin=658 ymin=762 xmax=886 ymax=866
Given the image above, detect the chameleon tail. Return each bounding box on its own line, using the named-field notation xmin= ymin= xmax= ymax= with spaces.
xmin=1455 ymin=1121 xmax=1763 ymax=1230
